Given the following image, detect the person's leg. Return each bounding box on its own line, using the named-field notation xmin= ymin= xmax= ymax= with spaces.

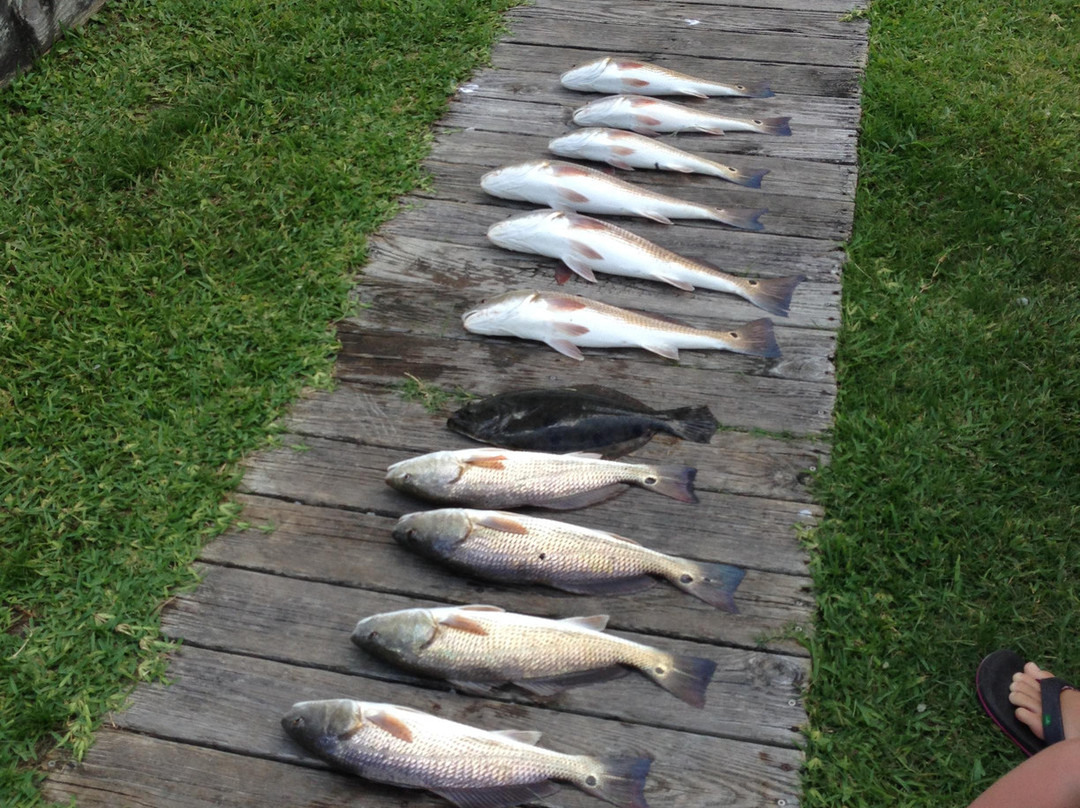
xmin=969 ymin=738 xmax=1080 ymax=808
xmin=1010 ymin=662 xmax=1080 ymax=741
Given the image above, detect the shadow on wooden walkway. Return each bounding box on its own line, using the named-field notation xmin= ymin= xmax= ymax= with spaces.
xmin=43 ymin=1 xmax=866 ymax=805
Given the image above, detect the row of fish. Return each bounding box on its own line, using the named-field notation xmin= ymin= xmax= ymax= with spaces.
xmin=282 ymin=56 xmax=786 ymax=808
xmin=460 ymin=56 xmax=802 ymax=362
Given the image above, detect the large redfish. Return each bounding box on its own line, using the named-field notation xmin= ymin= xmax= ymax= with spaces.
xmin=282 ymin=699 xmax=652 ymax=808
xmin=561 ymin=56 xmax=774 ymax=99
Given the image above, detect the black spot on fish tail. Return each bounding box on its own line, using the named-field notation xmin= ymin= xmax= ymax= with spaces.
xmin=743 ymin=275 xmax=807 ymax=318
xmin=727 ymin=317 xmax=781 ymax=358
xmin=674 ymin=561 xmax=746 ymax=612
xmin=645 ymin=653 xmax=718 ymax=708
xmin=640 ymin=464 xmax=697 ymax=503
xmin=656 ymin=405 xmax=718 ymax=444
xmin=577 ymin=755 xmax=653 ymax=808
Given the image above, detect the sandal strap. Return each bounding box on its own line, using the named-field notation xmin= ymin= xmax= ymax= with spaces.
xmin=1040 ymin=678 xmax=1074 ymax=745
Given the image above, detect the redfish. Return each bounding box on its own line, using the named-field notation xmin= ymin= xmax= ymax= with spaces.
xmin=561 ymin=56 xmax=774 ymax=99
xmin=573 ymin=94 xmax=792 ymax=136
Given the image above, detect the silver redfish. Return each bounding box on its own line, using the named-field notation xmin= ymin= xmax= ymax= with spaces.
xmin=548 ymin=128 xmax=769 ymax=188
xmin=351 ymin=604 xmax=718 ymax=706
xmin=385 ymin=446 xmax=697 ymax=509
xmin=560 ymin=56 xmax=774 ymax=99
xmin=462 ymin=289 xmax=781 ymax=360
xmin=480 ymin=160 xmax=766 ymax=230
xmin=392 ymin=508 xmax=745 ymax=612
xmin=573 ymin=95 xmax=792 ymax=136
xmin=486 ymin=210 xmax=804 ymax=316
xmin=282 ymin=699 xmax=652 ymax=808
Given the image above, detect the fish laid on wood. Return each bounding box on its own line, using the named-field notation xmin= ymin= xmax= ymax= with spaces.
xmin=573 ymin=95 xmax=792 ymax=137
xmin=352 ymin=604 xmax=718 ymax=707
xmin=393 ymin=508 xmax=746 ymax=612
xmin=548 ymin=127 xmax=769 ymax=188
xmin=561 ymin=56 xmax=774 ymax=99
xmin=385 ymin=447 xmax=697 ymax=510
xmin=462 ymin=289 xmax=781 ymax=361
xmin=486 ymin=210 xmax=804 ymax=316
xmin=480 ymin=160 xmax=766 ymax=230
xmin=446 ymin=384 xmax=717 ymax=457
xmin=282 ymin=699 xmax=652 ymax=808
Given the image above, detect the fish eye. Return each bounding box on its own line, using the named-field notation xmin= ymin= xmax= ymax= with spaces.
xmin=290 ymin=716 xmax=304 ymax=727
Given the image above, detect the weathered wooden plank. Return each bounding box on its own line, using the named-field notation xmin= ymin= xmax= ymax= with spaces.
xmin=492 ymin=43 xmax=863 ymax=98
xmin=113 ymin=646 xmax=805 ymax=808
xmin=501 ymin=6 xmax=867 ymax=68
xmin=440 ymin=104 xmax=857 ymax=164
xmin=163 ymin=564 xmax=808 ymax=745
xmin=422 ymin=158 xmax=854 ymax=242
xmin=360 ymin=228 xmax=842 ymax=332
xmin=281 ymin=385 xmax=826 ymax=503
xmin=195 ymin=499 xmax=814 ymax=649
xmin=42 ymin=731 xmax=434 ymax=808
xmin=333 ymin=326 xmax=835 ymax=435
xmin=235 ymin=438 xmax=818 ymax=577
xmin=428 ymin=127 xmax=858 ymax=203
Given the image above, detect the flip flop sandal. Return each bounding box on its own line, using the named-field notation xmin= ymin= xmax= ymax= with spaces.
xmin=976 ymin=648 xmax=1076 ymax=756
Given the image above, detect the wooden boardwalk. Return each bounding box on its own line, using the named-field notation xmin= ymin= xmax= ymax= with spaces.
xmin=43 ymin=1 xmax=865 ymax=806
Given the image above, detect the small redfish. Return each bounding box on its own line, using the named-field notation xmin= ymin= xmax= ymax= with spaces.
xmin=561 ymin=56 xmax=774 ymax=99
xmin=573 ymin=94 xmax=792 ymax=136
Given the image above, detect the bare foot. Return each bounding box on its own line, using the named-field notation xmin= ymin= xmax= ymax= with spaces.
xmin=1009 ymin=661 xmax=1080 ymax=741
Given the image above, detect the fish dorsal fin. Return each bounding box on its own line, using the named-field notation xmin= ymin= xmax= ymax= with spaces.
xmin=568 ymin=385 xmax=647 ymax=411
xmin=570 ymin=214 xmax=611 ymax=231
xmin=465 ymin=453 xmax=508 ymax=470
xmin=458 ymin=604 xmax=506 ymax=612
xmin=599 ymin=528 xmax=641 ymax=546
xmin=439 ymin=613 xmax=489 ymax=635
xmin=367 ymin=710 xmax=413 ymax=743
xmin=560 ymin=614 xmax=609 ymax=631
xmin=491 ymin=729 xmax=543 ymax=745
xmin=475 ymin=512 xmax=529 ymax=534
xmin=545 ymin=295 xmax=588 ymax=311
xmin=552 ymin=163 xmax=593 ymax=177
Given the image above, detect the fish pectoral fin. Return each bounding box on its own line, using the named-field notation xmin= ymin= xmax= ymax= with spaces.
xmin=655 ymin=273 xmax=696 ymax=292
xmin=559 ymin=614 xmax=610 ymax=631
xmin=553 ymin=322 xmax=589 ymax=337
xmin=490 ymin=729 xmax=543 ymax=745
xmin=464 ymin=454 xmax=508 ymax=470
xmin=562 ymin=255 xmax=598 ymax=283
xmin=439 ymin=613 xmax=489 ymax=635
xmin=569 ymin=239 xmax=604 ymax=261
xmin=367 ymin=710 xmax=414 ymax=743
xmin=474 ymin=512 xmax=529 ymax=534
xmin=621 ymin=77 xmax=650 ymax=88
xmin=633 ymin=113 xmax=662 ymax=126
xmin=432 ymin=781 xmax=559 ymax=808
xmin=547 ymin=339 xmax=586 ymax=361
xmin=558 ymin=187 xmax=591 ymax=204
xmin=642 ymin=342 xmax=681 ymax=361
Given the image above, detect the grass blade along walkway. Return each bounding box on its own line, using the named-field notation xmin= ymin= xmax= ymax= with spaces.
xmin=803 ymin=1 xmax=1079 ymax=805
xmin=0 ymin=1 xmax=517 ymax=802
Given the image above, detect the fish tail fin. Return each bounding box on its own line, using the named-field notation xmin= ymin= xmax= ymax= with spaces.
xmin=677 ymin=560 xmax=746 ymax=612
xmin=759 ymin=116 xmax=792 ymax=136
xmin=646 ymin=653 xmax=717 ymax=708
xmin=729 ymin=167 xmax=770 ymax=189
xmin=659 ymin=405 xmax=718 ymax=443
xmin=748 ymin=80 xmax=775 ymax=99
xmin=714 ymin=206 xmax=767 ymax=231
xmin=742 ymin=274 xmax=807 ymax=317
xmin=724 ymin=317 xmax=781 ymax=358
xmin=645 ymin=464 xmax=697 ymax=503
xmin=578 ymin=754 xmax=653 ymax=808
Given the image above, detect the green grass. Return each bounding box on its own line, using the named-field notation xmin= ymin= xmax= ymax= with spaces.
xmin=803 ymin=0 xmax=1080 ymax=805
xmin=0 ymin=0 xmax=516 ymax=802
